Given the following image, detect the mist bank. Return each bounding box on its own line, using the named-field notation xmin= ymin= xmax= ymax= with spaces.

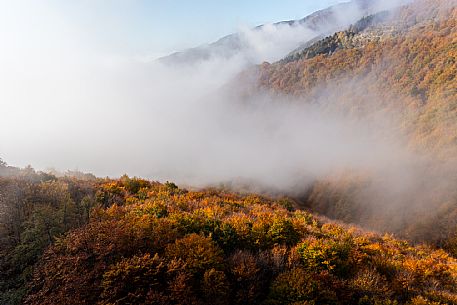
xmin=0 ymin=59 xmax=413 ymax=186
xmin=0 ymin=0 xmax=413 ymax=181
xmin=0 ymin=51 xmax=418 ymax=192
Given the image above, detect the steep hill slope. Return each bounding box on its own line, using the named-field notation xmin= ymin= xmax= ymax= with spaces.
xmin=250 ymin=0 xmax=457 ymax=241
xmin=257 ymin=0 xmax=456 ymax=156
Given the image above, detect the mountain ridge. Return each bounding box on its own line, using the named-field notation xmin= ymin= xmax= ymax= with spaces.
xmin=158 ymin=0 xmax=388 ymax=65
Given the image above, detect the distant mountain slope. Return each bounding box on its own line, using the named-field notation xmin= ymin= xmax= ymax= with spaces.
xmin=159 ymin=0 xmax=397 ymax=65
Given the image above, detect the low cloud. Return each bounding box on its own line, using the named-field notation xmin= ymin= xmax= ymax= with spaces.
xmin=0 ymin=0 xmax=417 ymax=193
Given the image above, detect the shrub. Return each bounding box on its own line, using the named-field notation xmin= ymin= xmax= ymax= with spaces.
xmin=165 ymin=234 xmax=224 ymax=274
xmin=267 ymin=267 xmax=338 ymax=305
xmin=297 ymin=237 xmax=356 ymax=277
xmin=100 ymin=253 xmax=166 ymax=304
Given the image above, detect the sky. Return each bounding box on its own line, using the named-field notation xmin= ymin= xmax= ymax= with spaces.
xmin=54 ymin=0 xmax=346 ymax=57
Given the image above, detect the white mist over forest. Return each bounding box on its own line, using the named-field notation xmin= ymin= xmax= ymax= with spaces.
xmin=0 ymin=0 xmax=414 ymax=190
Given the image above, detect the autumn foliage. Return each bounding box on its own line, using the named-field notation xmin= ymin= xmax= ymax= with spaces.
xmin=256 ymin=0 xmax=456 ymax=157
xmin=20 ymin=179 xmax=457 ymax=305
xmin=1 ymin=0 xmax=457 ymax=304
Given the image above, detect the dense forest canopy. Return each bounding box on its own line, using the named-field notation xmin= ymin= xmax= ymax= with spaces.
xmin=2 ymin=169 xmax=457 ymax=304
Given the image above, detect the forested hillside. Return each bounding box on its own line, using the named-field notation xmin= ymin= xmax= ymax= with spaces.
xmin=258 ymin=0 xmax=456 ymax=156
xmin=253 ymin=0 xmax=457 ymax=244
xmin=2 ymin=163 xmax=457 ymax=304
xmin=0 ymin=162 xmax=97 ymax=304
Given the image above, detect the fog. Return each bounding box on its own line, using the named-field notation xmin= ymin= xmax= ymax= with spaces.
xmin=0 ymin=0 xmax=420 ymax=192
